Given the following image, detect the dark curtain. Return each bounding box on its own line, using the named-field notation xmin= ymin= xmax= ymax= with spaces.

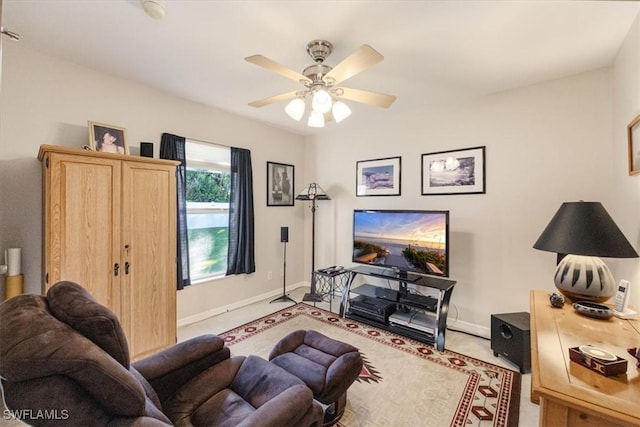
xmin=226 ymin=147 xmax=255 ymax=275
xmin=160 ymin=133 xmax=191 ymax=290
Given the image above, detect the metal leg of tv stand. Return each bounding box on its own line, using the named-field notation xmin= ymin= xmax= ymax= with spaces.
xmin=339 ymin=272 xmax=357 ymax=317
xmin=434 ymin=288 xmax=453 ymax=351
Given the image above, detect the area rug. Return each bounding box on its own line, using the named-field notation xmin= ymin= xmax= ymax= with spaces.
xmin=219 ymin=303 xmax=520 ymax=427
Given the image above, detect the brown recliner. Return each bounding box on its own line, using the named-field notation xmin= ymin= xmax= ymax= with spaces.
xmin=0 ymin=281 xmax=323 ymax=427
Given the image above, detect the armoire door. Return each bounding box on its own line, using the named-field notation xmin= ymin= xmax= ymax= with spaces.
xmin=120 ymin=160 xmax=177 ymax=359
xmin=43 ymin=153 xmax=122 ymax=316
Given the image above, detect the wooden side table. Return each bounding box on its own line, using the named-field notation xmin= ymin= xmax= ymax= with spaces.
xmin=530 ymin=290 xmax=640 ymax=427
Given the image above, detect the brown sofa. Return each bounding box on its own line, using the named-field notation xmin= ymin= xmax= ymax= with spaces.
xmin=0 ymin=281 xmax=323 ymax=426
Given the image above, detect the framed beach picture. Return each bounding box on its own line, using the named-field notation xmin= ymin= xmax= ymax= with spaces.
xmin=356 ymin=156 xmax=401 ymax=196
xmin=421 ymin=146 xmax=485 ymax=195
xmin=267 ymin=161 xmax=295 ymax=206
xmin=628 ymin=114 xmax=640 ymax=176
xmin=88 ymin=121 xmax=129 ymax=154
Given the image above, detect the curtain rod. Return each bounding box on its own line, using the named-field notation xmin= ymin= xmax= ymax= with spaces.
xmin=186 ymin=136 xmax=230 ymax=149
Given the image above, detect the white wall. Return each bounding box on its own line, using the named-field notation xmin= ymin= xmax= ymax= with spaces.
xmin=308 ymin=63 xmax=639 ymax=333
xmin=611 ymin=12 xmax=640 ymax=298
xmin=0 ymin=43 xmax=308 ymax=322
xmin=2 ymin=12 xmax=638 ymax=334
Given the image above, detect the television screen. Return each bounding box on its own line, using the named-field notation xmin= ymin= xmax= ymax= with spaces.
xmin=352 ymin=209 xmax=449 ymax=277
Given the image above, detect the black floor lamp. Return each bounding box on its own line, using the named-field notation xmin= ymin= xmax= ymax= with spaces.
xmin=296 ymin=183 xmax=330 ymax=302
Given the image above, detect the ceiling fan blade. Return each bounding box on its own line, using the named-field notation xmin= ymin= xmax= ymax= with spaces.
xmin=339 ymin=87 xmax=397 ymax=109
xmin=248 ymin=91 xmax=299 ymax=108
xmin=324 ymin=45 xmax=384 ymax=85
xmin=245 ymin=55 xmax=311 ymax=84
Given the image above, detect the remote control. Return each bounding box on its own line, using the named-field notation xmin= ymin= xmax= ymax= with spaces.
xmin=614 ymin=280 xmax=630 ymax=313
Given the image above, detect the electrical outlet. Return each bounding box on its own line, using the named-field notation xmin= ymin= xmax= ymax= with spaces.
xmin=267 ymin=271 xmax=273 ymax=280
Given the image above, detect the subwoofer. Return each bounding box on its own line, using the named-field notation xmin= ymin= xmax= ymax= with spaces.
xmin=490 ymin=312 xmax=531 ymax=373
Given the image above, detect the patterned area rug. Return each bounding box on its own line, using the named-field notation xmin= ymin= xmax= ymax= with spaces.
xmin=220 ymin=303 xmax=520 ymax=427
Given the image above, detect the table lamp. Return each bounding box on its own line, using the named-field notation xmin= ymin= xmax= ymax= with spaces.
xmin=533 ymin=201 xmax=638 ymax=302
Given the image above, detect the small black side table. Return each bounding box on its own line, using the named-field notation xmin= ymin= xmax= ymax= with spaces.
xmin=303 ymin=269 xmax=350 ymax=312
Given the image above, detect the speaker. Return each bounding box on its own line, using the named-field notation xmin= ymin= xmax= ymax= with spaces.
xmin=280 ymin=226 xmax=289 ymax=243
xmin=491 ymin=312 xmax=531 ymax=373
xmin=140 ymin=142 xmax=154 ymax=158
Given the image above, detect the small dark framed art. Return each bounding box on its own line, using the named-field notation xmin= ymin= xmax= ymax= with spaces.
xmin=356 ymin=156 xmax=401 ymax=196
xmin=88 ymin=121 xmax=129 ymax=155
xmin=628 ymin=114 xmax=640 ymax=176
xmin=421 ymin=146 xmax=485 ymax=195
xmin=267 ymin=161 xmax=295 ymax=206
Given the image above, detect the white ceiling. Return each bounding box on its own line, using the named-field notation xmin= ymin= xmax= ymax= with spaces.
xmin=3 ymin=0 xmax=639 ymax=136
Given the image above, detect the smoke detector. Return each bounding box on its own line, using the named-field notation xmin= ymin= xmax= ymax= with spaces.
xmin=141 ymin=0 xmax=166 ymax=20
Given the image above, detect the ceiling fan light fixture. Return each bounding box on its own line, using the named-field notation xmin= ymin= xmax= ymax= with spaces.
xmin=332 ymin=101 xmax=352 ymax=123
xmin=246 ymin=40 xmax=396 ymax=129
xmin=285 ymin=98 xmax=305 ymax=121
xmin=311 ymin=89 xmax=333 ymax=114
xmin=308 ymin=111 xmax=325 ymax=128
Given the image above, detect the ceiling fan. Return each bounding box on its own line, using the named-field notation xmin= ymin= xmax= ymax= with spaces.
xmin=245 ymin=40 xmax=396 ymax=127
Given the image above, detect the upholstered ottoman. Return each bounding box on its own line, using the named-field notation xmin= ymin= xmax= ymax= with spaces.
xmin=269 ymin=330 xmax=363 ymax=426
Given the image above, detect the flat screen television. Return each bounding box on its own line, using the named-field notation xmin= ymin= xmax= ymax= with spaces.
xmin=352 ymin=209 xmax=449 ymax=277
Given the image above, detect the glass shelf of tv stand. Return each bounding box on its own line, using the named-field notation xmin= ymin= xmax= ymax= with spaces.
xmin=345 ymin=283 xmax=438 ymax=334
xmin=340 ymin=265 xmax=456 ymax=351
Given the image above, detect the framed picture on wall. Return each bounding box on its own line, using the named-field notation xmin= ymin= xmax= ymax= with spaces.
xmin=356 ymin=156 xmax=401 ymax=196
xmin=267 ymin=161 xmax=295 ymax=206
xmin=88 ymin=121 xmax=129 ymax=155
xmin=628 ymin=114 xmax=640 ymax=176
xmin=421 ymin=146 xmax=486 ymax=195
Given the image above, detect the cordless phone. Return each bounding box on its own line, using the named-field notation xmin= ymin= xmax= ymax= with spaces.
xmin=614 ymin=280 xmax=630 ymax=313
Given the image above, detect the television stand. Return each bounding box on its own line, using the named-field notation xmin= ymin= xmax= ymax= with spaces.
xmin=362 ymin=266 xmax=421 ymax=283
xmin=339 ymin=265 xmax=456 ymax=351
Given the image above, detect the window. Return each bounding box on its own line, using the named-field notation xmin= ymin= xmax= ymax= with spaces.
xmin=185 ymin=140 xmax=231 ymax=281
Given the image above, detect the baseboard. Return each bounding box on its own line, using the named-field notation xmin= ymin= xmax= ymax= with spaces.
xmin=177 ymin=281 xmax=307 ymax=327
xmin=447 ymin=319 xmax=491 ymax=340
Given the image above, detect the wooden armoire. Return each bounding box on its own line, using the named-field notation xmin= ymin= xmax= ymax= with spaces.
xmin=38 ymin=144 xmax=179 ymax=360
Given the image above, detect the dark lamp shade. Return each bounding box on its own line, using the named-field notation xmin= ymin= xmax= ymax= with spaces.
xmin=295 ymin=183 xmax=330 ymax=201
xmin=533 ymin=201 xmax=638 ymax=258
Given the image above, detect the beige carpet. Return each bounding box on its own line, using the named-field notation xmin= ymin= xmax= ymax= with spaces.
xmin=220 ymin=303 xmax=520 ymax=427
